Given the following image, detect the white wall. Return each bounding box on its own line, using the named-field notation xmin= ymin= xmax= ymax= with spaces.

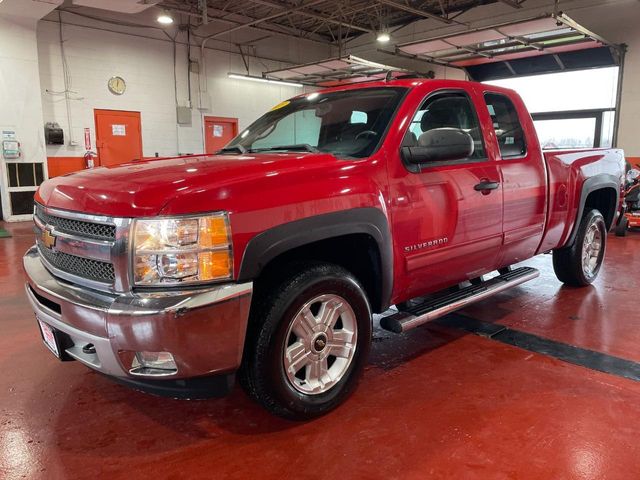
xmin=0 ymin=11 xmax=53 ymax=221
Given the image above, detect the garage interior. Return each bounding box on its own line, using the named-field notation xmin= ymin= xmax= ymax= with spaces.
xmin=1 ymin=0 xmax=640 ymax=478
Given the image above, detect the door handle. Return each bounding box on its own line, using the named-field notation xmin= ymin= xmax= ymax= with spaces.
xmin=474 ymin=180 xmax=500 ymax=192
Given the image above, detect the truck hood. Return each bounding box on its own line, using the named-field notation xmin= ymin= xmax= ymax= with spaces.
xmin=37 ymin=153 xmax=342 ymax=217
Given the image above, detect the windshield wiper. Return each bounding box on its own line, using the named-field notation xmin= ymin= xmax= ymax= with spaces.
xmin=250 ymin=144 xmax=319 ymax=153
xmin=217 ymin=145 xmax=247 ymax=154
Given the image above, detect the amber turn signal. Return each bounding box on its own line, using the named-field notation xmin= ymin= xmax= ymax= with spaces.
xmin=199 ymin=216 xmax=229 ymax=248
xmin=198 ymin=250 xmax=232 ymax=281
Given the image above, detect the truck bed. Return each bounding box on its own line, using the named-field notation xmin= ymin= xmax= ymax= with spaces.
xmin=539 ymin=148 xmax=625 ymax=253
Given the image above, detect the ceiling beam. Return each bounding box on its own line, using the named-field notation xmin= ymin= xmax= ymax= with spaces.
xmin=377 ymin=47 xmax=460 ymax=68
xmin=203 ymin=0 xmax=328 ymax=39
xmin=245 ymin=0 xmax=374 ymax=33
xmin=375 ymin=0 xmax=453 ymax=24
xmin=164 ymin=4 xmax=331 ymax=46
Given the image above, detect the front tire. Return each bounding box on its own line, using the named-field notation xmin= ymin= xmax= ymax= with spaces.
xmin=239 ymin=262 xmax=372 ymax=420
xmin=553 ymin=209 xmax=606 ymax=286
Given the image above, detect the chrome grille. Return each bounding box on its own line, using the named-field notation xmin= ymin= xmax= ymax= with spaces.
xmin=38 ymin=244 xmax=115 ymax=283
xmin=33 ymin=204 xmax=129 ymax=291
xmin=35 ymin=204 xmax=116 ymax=241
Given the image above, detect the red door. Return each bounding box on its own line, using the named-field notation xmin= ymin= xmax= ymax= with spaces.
xmin=94 ymin=109 xmax=143 ymax=167
xmin=479 ymin=89 xmax=547 ymax=267
xmin=204 ymin=116 xmax=238 ymax=154
xmin=389 ymin=88 xmax=504 ymax=302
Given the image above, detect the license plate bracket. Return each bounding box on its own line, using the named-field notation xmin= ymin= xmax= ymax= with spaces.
xmin=37 ymin=318 xmax=62 ymax=359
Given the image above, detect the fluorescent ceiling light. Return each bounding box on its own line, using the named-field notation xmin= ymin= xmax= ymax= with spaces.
xmin=376 ymin=32 xmax=391 ymax=43
xmin=157 ymin=11 xmax=174 ymax=25
xmin=227 ymin=73 xmax=303 ymax=88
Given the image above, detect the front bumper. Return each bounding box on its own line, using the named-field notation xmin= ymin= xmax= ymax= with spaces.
xmin=23 ymin=246 xmax=252 ymax=396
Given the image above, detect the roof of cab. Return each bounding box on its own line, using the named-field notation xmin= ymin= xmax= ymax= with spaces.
xmin=287 ymin=77 xmax=522 ymax=105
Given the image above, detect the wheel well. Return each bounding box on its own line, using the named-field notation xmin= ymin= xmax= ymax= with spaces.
xmin=585 ymin=187 xmax=617 ymax=230
xmin=255 ymin=234 xmax=385 ymax=313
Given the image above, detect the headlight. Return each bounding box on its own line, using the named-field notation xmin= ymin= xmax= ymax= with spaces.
xmin=133 ymin=213 xmax=232 ymax=286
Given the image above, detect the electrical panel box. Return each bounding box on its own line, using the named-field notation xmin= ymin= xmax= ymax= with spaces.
xmin=44 ymin=122 xmax=64 ymax=145
xmin=176 ymin=106 xmax=192 ymax=125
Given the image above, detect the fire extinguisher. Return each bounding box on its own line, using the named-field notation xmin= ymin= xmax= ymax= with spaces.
xmin=84 ymin=150 xmax=97 ymax=169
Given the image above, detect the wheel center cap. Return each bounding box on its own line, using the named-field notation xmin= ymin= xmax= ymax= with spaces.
xmin=313 ymin=334 xmax=328 ymax=352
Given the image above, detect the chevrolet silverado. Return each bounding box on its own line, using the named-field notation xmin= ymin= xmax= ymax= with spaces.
xmin=24 ymin=78 xmax=626 ymax=419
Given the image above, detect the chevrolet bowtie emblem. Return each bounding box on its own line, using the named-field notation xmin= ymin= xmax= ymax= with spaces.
xmin=41 ymin=229 xmax=57 ymax=249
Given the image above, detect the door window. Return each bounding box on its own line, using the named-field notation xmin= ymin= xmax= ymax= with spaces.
xmin=484 ymin=93 xmax=527 ymax=158
xmin=402 ymin=92 xmax=486 ymax=160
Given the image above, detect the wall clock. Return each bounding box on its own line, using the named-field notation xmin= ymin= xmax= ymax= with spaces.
xmin=108 ymin=76 xmax=126 ymax=95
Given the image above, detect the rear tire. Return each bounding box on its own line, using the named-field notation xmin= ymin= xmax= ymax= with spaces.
xmin=239 ymin=262 xmax=371 ymax=420
xmin=615 ymin=215 xmax=629 ymax=237
xmin=553 ymin=209 xmax=606 ymax=286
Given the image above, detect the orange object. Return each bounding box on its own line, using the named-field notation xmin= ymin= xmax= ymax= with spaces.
xmin=46 ymin=157 xmax=85 ymax=177
xmin=94 ymin=109 xmax=143 ymax=167
xmin=199 ymin=216 xmax=229 ymax=247
xmin=622 ymin=161 xmax=640 ymax=228
xmin=198 ymin=250 xmax=232 ymax=280
xmin=204 ymin=116 xmax=238 ymax=154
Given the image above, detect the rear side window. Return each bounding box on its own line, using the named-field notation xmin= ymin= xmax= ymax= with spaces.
xmin=484 ymin=93 xmax=526 ymax=158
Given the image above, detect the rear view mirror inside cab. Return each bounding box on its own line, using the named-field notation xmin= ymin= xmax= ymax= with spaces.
xmin=315 ymin=103 xmax=333 ymax=117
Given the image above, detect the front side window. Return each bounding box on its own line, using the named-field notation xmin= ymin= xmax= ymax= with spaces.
xmin=225 ymin=87 xmax=406 ymax=159
xmin=402 ymin=92 xmax=486 ymax=160
xmin=484 ymin=93 xmax=527 ymax=157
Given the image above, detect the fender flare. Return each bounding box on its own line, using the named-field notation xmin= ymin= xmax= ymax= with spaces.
xmin=237 ymin=207 xmax=393 ymax=312
xmin=566 ymin=174 xmax=620 ymax=246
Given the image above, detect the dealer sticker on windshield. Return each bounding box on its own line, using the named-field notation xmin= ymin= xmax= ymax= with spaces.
xmin=270 ymin=100 xmax=290 ymax=111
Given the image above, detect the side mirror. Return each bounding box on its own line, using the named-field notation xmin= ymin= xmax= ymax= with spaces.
xmin=626 ymin=168 xmax=640 ymax=183
xmin=401 ymin=128 xmax=474 ymax=165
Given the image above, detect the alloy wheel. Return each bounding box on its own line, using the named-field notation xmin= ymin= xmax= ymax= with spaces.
xmin=283 ymin=294 xmax=358 ymax=395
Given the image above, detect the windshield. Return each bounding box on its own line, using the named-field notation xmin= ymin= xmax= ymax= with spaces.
xmin=222 ymin=87 xmax=407 ymax=159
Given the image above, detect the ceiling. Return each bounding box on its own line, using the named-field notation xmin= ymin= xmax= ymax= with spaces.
xmin=390 ymin=12 xmax=623 ymax=78
xmin=158 ymin=0 xmax=526 ymax=45
xmin=46 ymin=0 xmax=623 ymax=84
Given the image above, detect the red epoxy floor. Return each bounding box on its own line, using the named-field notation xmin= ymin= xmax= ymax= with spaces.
xmin=462 ymin=234 xmax=640 ymax=362
xmin=2 ymin=221 xmax=640 ymax=479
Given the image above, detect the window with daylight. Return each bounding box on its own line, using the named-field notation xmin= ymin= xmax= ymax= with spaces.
xmin=485 ymin=67 xmax=619 ymax=149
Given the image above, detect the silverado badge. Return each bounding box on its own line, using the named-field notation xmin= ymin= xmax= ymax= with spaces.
xmin=404 ymin=237 xmax=449 ymax=253
xmin=41 ymin=229 xmax=57 ymax=249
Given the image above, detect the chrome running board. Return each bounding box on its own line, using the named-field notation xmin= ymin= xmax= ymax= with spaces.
xmin=380 ymin=267 xmax=539 ymax=334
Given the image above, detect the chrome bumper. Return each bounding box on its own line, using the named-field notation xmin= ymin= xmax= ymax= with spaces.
xmin=23 ymin=246 xmax=252 ymax=382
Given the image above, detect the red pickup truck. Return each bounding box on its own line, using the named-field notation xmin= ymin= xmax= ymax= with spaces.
xmin=24 ymin=78 xmax=625 ymax=419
